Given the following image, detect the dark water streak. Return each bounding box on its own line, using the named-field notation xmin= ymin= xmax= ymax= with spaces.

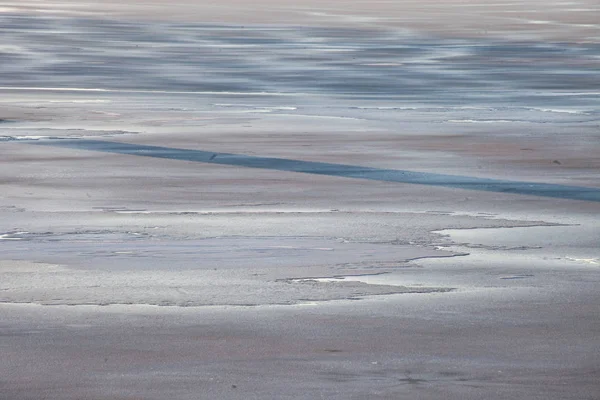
xmin=30 ymin=139 xmax=600 ymax=202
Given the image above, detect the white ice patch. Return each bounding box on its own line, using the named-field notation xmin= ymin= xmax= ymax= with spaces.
xmin=446 ymin=119 xmax=515 ymax=123
xmin=242 ymin=107 xmax=298 ymax=113
xmin=0 ymin=232 xmax=30 ymax=241
xmin=566 ymin=257 xmax=599 ymax=265
xmin=352 ymin=106 xmax=418 ymax=110
xmin=528 ymin=107 xmax=587 ymax=114
xmin=46 ymin=99 xmax=111 ymax=104
xmin=0 ymin=44 xmax=28 ymax=53
xmin=360 ymin=63 xmax=404 ymax=66
xmin=288 ymin=273 xmax=432 ymax=289
xmin=269 ymin=246 xmax=334 ymax=251
xmin=0 ymin=87 xmax=298 ymax=96
xmin=0 ymin=135 xmax=66 ymax=141
xmin=291 ymin=274 xmax=393 ymax=285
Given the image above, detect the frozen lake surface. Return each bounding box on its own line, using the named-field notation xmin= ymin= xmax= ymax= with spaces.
xmin=1 ymin=1 xmax=599 ymax=399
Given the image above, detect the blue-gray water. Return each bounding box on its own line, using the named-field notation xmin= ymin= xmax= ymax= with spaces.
xmin=31 ymin=139 xmax=600 ymax=202
xmin=1 ymin=13 xmax=599 ymax=108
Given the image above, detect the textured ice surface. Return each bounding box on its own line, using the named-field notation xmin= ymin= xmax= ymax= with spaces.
xmin=1 ymin=2 xmax=599 ymax=399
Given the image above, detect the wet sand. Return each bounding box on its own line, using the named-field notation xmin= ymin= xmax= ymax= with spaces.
xmin=1 ymin=1 xmax=599 ymax=399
